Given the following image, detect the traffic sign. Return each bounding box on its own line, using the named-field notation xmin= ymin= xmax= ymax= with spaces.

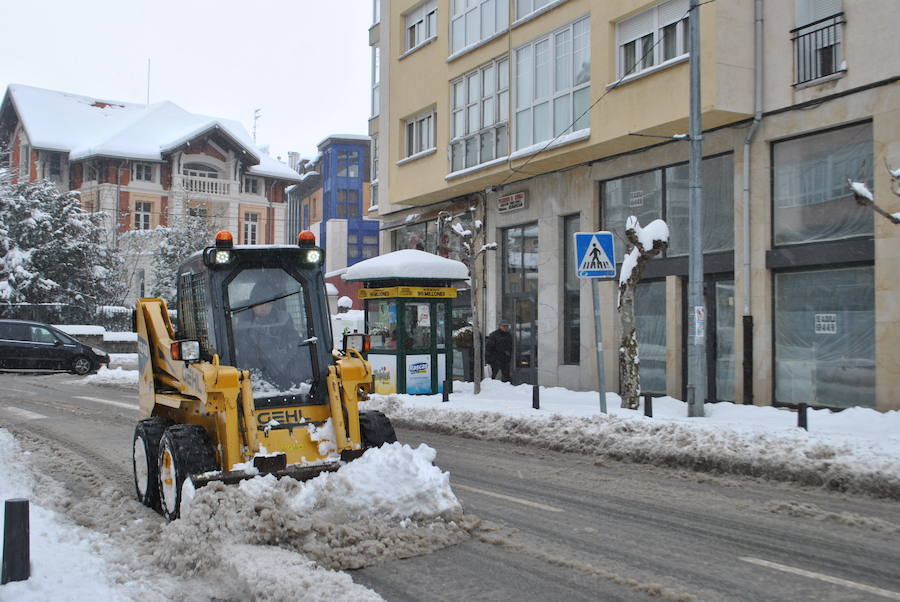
xmin=574 ymin=232 xmax=616 ymax=278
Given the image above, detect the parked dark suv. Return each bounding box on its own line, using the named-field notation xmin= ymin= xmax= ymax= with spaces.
xmin=0 ymin=319 xmax=110 ymax=375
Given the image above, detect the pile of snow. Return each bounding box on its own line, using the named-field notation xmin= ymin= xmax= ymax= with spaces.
xmin=0 ymin=430 xmax=128 ymax=601
xmin=0 ymin=430 xmax=467 ymax=599
xmin=85 ymin=365 xmax=140 ymax=385
xmin=365 ymin=380 xmax=900 ymax=500
xmin=337 ymin=295 xmax=354 ymax=310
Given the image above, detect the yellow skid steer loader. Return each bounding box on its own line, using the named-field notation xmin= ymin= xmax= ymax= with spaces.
xmin=132 ymin=230 xmax=396 ymax=519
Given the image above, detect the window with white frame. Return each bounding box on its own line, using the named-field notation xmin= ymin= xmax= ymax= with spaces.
xmin=244 ymin=177 xmax=260 ymax=194
xmin=405 ymin=0 xmax=437 ymax=52
xmin=450 ymin=0 xmax=509 ymax=56
xmin=243 ymin=212 xmax=259 ymax=244
xmin=134 ymin=201 xmax=152 ymax=230
xmin=514 ymin=16 xmax=590 ymax=150
xmin=515 ymin=0 xmax=558 ymax=20
xmin=404 ymin=110 xmax=436 ymax=158
xmin=371 ymin=46 xmax=380 ymax=117
xmin=617 ymin=0 xmax=689 ymax=79
xmin=450 ymin=56 xmax=509 ymax=171
xmin=133 ymin=162 xmax=153 ymax=182
xmin=371 ymin=135 xmax=379 ymax=179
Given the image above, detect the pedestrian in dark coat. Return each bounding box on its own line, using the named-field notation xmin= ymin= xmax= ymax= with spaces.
xmin=485 ymin=322 xmax=512 ymax=382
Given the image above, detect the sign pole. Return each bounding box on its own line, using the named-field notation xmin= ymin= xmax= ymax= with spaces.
xmin=591 ymin=279 xmax=607 ymax=413
xmin=574 ymin=231 xmax=616 ymax=414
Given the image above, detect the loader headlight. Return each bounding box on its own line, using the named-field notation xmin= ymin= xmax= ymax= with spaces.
xmin=304 ymin=249 xmax=322 ymax=264
xmin=214 ymin=249 xmax=234 ymax=265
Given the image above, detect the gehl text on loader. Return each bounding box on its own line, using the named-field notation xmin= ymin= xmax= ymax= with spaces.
xmin=132 ymin=230 xmax=396 ymax=520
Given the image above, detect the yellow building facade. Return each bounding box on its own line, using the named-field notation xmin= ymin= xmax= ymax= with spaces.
xmin=369 ymin=0 xmax=900 ymax=411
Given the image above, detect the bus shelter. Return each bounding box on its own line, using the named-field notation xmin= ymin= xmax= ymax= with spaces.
xmin=343 ymin=250 xmax=469 ymax=395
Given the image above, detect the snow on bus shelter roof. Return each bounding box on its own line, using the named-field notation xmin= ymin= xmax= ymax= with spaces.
xmin=342 ymin=250 xmax=469 ymax=282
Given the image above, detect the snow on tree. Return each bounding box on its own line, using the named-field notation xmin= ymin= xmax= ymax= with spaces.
xmin=847 ymin=159 xmax=900 ymax=224
xmin=150 ymin=212 xmax=218 ymax=301
xmin=617 ymin=216 xmax=669 ymax=410
xmin=0 ymin=178 xmax=122 ymax=318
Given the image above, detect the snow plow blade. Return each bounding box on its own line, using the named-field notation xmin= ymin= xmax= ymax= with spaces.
xmin=190 ymin=449 xmax=366 ymax=488
xmin=192 ymin=461 xmax=343 ymax=488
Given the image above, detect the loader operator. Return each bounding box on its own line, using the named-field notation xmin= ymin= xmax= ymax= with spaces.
xmin=232 ymin=278 xmax=312 ymax=397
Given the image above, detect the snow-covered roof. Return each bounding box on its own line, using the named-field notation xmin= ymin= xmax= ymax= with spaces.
xmin=3 ymin=84 xmax=301 ymax=182
xmin=316 ymin=133 xmax=371 ymax=148
xmin=343 ymin=249 xmax=469 ymax=282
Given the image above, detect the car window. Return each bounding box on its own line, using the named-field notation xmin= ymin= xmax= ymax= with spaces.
xmin=29 ymin=326 xmax=58 ymax=344
xmin=51 ymin=330 xmax=78 ymax=345
xmin=0 ymin=323 xmax=30 ymax=341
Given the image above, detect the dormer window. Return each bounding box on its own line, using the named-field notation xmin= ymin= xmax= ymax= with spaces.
xmin=133 ymin=162 xmax=153 ymax=182
xmin=244 ymin=177 xmax=260 ymax=194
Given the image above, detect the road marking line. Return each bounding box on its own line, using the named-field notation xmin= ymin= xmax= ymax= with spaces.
xmin=73 ymin=396 xmax=137 ymax=411
xmin=739 ymin=557 xmax=900 ymax=600
xmin=2 ymin=407 xmax=47 ymax=421
xmin=453 ymin=483 xmax=563 ymax=513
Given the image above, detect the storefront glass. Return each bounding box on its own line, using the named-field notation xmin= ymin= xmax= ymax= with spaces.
xmin=774 ymin=266 xmax=874 ymax=408
xmin=635 ymin=280 xmax=666 ymax=394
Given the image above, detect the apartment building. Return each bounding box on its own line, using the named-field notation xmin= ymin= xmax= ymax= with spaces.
xmin=285 ymin=135 xmax=378 ymax=304
xmin=368 ymin=0 xmax=900 ymax=411
xmin=0 ymin=84 xmax=301 ymax=299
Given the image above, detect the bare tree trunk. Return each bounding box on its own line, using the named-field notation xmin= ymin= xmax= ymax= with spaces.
xmin=618 ymin=218 xmax=667 ymax=409
xmin=618 ymin=281 xmax=640 ymax=409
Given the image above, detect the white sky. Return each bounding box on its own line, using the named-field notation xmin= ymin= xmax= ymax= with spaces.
xmin=0 ymin=0 xmax=373 ymax=161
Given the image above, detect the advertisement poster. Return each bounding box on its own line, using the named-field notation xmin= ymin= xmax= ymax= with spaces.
xmin=406 ymin=354 xmax=432 ymax=394
xmin=369 ymin=354 xmax=397 ymax=395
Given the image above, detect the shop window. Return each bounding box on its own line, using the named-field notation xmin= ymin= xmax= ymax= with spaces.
xmin=562 ymin=214 xmax=580 ymax=364
xmin=602 ymin=170 xmax=662 ymax=260
xmin=368 ymin=299 xmax=399 ymax=350
xmin=635 ymin=280 xmax=667 ymax=394
xmin=393 ymin=222 xmax=430 ymax=252
xmin=503 ymin=224 xmax=539 ymax=295
xmin=773 ymin=122 xmax=872 ymax=246
xmin=602 ymin=154 xmax=735 ymax=260
xmin=774 ymin=265 xmax=874 ymax=408
xmin=665 ymin=154 xmax=734 ymax=256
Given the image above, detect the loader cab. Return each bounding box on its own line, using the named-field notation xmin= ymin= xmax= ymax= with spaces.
xmin=176 ymin=231 xmax=334 ymax=408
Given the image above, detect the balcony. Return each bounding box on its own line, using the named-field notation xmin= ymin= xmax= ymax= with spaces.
xmin=792 ymin=13 xmax=845 ymax=86
xmin=179 ymin=174 xmax=234 ymax=196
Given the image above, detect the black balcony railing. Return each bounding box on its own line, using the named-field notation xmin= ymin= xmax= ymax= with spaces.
xmin=791 ymin=12 xmax=845 ymax=86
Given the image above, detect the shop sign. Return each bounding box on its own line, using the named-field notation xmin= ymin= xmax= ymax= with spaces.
xmin=815 ymin=313 xmax=837 ymax=334
xmin=360 ymin=286 xmax=457 ymax=299
xmin=497 ymin=192 xmax=526 ymax=214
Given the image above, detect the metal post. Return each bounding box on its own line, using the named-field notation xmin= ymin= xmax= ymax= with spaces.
xmin=687 ymin=0 xmax=706 ymax=418
xmin=797 ymin=403 xmax=808 ymax=430
xmin=442 ymin=381 xmax=449 ymax=402
xmin=2 ymin=498 xmax=29 ymax=584
xmin=591 ymin=280 xmax=607 ymax=413
xmin=643 ymin=394 xmax=653 ymax=418
xmin=532 ymin=385 xmax=540 ymax=409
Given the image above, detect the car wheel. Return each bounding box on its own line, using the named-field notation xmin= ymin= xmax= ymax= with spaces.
xmin=133 ymin=417 xmax=174 ymax=511
xmin=157 ymin=425 xmax=218 ymax=521
xmin=71 ymin=356 xmax=92 ymax=375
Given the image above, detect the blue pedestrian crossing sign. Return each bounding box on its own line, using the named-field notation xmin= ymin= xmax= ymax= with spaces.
xmin=574 ymin=232 xmax=617 ymax=278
